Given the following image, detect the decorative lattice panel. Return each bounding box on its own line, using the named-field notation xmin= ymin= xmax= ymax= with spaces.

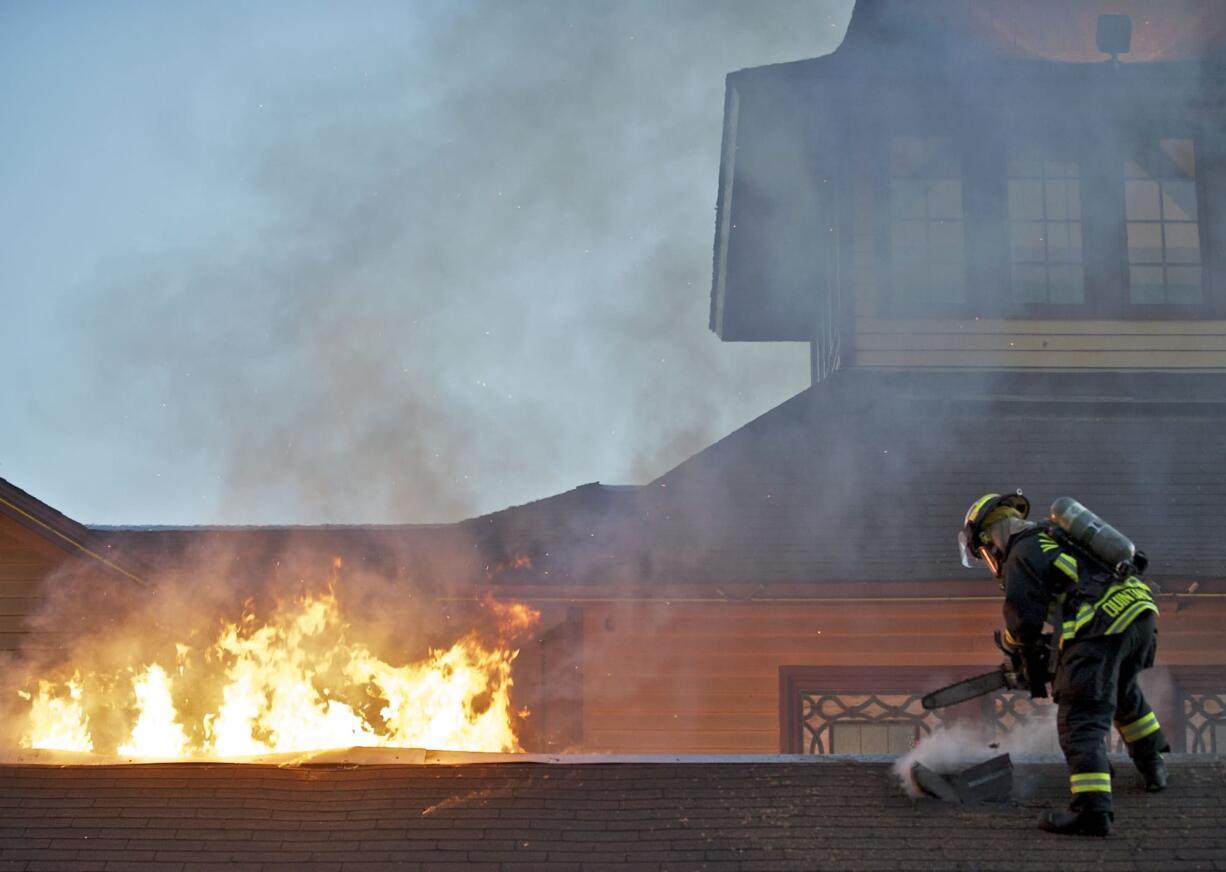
xmin=1184 ymin=692 xmax=1226 ymax=754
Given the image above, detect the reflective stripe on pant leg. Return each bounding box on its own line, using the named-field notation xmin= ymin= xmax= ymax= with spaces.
xmin=1119 ymin=711 xmax=1161 ymax=744
xmin=1058 ymin=697 xmax=1115 ymax=813
xmin=1070 ymin=772 xmax=1112 ymax=795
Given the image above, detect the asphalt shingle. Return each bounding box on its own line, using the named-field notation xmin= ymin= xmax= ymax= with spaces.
xmin=1 ymin=757 xmax=1224 ymax=871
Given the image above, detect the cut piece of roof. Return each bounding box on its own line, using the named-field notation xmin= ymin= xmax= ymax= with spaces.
xmin=0 ymin=756 xmax=1221 ymax=870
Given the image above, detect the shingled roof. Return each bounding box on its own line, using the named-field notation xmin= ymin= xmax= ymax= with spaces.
xmin=1 ymin=756 xmax=1223 ymax=870
xmin=91 ymin=522 xmax=480 ymax=590
xmin=467 ymin=369 xmax=1226 ymax=586
xmin=635 ymin=369 xmax=1226 ymax=584
xmin=25 ymin=368 xmax=1226 ymax=590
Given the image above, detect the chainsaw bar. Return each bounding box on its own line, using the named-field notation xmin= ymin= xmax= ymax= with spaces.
xmin=922 ymin=669 xmax=1009 ymax=710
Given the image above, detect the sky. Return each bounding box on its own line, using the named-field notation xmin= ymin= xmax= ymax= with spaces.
xmin=0 ymin=0 xmax=854 ymax=526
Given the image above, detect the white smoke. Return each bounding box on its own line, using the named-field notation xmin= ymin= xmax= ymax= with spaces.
xmin=893 ymin=702 xmax=1060 ymax=798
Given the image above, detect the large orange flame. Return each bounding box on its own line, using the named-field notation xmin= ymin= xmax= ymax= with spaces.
xmin=16 ymin=587 xmax=539 ymax=760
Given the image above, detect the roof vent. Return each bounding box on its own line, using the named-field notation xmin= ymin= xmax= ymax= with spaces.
xmin=1096 ymin=14 xmax=1132 ymax=59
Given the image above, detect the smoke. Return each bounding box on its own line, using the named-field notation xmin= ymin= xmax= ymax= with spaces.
xmin=895 ymin=663 xmax=1181 ymax=799
xmin=2 ymin=1 xmax=853 ymax=525
xmin=893 ymin=704 xmax=1060 ymax=798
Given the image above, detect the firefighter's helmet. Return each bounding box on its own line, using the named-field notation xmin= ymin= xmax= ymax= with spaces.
xmin=958 ymin=491 xmax=1030 ymax=572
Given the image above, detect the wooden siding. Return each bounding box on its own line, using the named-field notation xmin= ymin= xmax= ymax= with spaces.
xmin=0 ymin=515 xmax=65 ymax=653
xmin=570 ymin=597 xmax=1226 ymax=754
xmin=853 ymin=318 xmax=1226 ymax=369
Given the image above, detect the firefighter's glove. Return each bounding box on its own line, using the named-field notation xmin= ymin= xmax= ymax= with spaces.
xmin=1020 ymin=646 xmax=1051 ymax=700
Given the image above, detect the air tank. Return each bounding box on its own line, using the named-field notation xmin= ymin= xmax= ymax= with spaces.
xmin=1048 ymin=497 xmax=1140 ymax=574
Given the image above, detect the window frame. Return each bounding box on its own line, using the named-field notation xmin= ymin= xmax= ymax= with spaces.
xmin=875 ymin=130 xmax=1217 ymax=320
xmin=877 ymin=134 xmax=978 ymax=319
xmin=1117 ymin=136 xmax=1214 ymax=319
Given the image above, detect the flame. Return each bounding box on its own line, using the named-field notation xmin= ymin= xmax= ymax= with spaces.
xmin=485 ymin=554 xmax=533 ymax=579
xmin=117 ymin=664 xmax=188 ymax=758
xmin=17 ymin=588 xmax=537 ymax=759
xmin=483 ymin=593 xmax=540 ymax=637
xmin=19 ymin=675 xmax=91 ymax=753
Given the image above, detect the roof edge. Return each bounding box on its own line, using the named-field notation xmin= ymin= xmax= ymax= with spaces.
xmin=0 ymin=476 xmax=148 ymax=587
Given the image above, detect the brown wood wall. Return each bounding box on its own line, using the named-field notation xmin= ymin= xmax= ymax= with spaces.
xmin=566 ymin=596 xmax=1226 ymax=755
xmin=0 ymin=516 xmax=64 ymax=654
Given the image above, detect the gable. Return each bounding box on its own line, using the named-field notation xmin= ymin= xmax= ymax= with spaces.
xmin=0 ymin=514 xmax=65 ymax=653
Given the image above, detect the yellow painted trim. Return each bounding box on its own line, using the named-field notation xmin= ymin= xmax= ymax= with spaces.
xmin=855 ymin=350 xmax=1226 ymax=368
xmin=857 ymin=318 xmax=1226 ymax=336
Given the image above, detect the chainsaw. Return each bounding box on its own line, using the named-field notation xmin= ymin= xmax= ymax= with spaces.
xmin=922 ymin=631 xmax=1051 ymax=710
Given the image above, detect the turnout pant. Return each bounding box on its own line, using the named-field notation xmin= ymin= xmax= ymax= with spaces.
xmin=1052 ymin=612 xmax=1168 ymax=814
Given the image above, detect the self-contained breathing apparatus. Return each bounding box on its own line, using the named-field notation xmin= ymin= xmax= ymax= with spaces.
xmin=1048 ymin=496 xmax=1148 ymax=579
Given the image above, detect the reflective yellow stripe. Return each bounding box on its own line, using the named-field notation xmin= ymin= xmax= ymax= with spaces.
xmin=1129 ymin=720 xmax=1161 ymax=742
xmin=1074 ymin=603 xmax=1094 ymax=630
xmin=1070 ymin=772 xmax=1111 ymax=783
xmin=1120 ymin=712 xmax=1160 ymax=743
xmin=1054 ymin=553 xmax=1078 ymax=582
xmin=1061 ymin=603 xmax=1096 ymax=644
xmin=1105 ymin=599 xmax=1158 ymax=635
xmin=1069 ymin=772 xmax=1111 ymax=794
xmin=968 ymin=494 xmax=997 ymax=521
xmin=1039 ymin=535 xmax=1059 ymax=553
xmin=1094 ymin=577 xmax=1153 ymax=610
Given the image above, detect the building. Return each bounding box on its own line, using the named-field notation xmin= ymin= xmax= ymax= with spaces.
xmin=4 ymin=0 xmax=1226 ymax=760
xmin=481 ymin=0 xmax=1226 ymax=755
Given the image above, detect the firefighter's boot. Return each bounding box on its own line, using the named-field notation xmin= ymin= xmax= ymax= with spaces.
xmin=1136 ymin=755 xmax=1168 ymax=792
xmin=1038 ymin=809 xmax=1112 ymax=837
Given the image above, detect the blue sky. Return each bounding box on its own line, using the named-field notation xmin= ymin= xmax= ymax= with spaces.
xmin=1 ymin=1 xmax=853 ymax=525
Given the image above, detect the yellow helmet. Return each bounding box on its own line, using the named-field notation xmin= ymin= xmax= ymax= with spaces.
xmin=958 ymin=491 xmax=1030 ymax=572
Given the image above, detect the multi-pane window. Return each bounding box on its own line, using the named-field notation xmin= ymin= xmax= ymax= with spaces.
xmin=1007 ymin=148 xmax=1084 ymax=304
xmin=889 ymin=137 xmax=966 ymax=307
xmin=1125 ymin=139 xmax=1202 ymax=304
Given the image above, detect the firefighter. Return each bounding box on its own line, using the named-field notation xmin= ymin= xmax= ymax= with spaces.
xmin=959 ymin=492 xmax=1169 ymax=837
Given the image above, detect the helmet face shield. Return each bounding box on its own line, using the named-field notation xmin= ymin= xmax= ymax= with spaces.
xmin=957 ymin=529 xmax=978 ymax=569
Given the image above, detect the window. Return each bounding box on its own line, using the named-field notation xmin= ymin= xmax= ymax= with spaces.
xmin=1007 ymin=148 xmax=1084 ymax=304
xmin=889 ymin=137 xmax=967 ymax=307
xmin=1125 ymin=139 xmax=1202 ymax=304
xmin=798 ymin=690 xmax=940 ymax=755
xmin=829 ymin=722 xmax=918 ymax=755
